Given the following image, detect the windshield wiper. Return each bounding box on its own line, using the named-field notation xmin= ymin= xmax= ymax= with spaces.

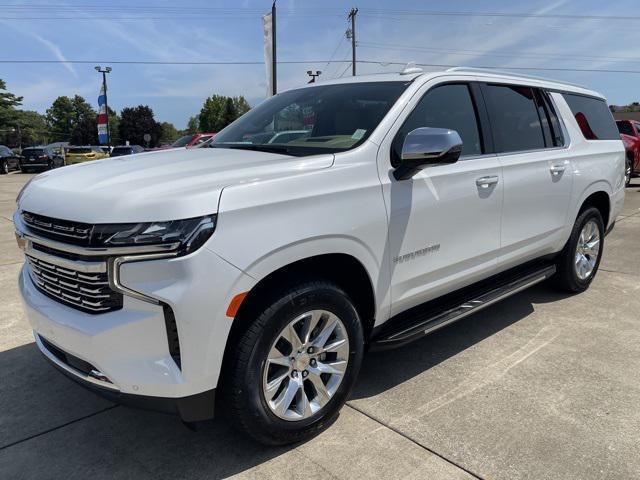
xmin=210 ymin=143 xmax=296 ymax=156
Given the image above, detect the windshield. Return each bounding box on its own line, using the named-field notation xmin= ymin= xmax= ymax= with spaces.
xmin=211 ymin=81 xmax=409 ymax=156
xmin=68 ymin=147 xmax=92 ymax=154
xmin=172 ymin=135 xmax=194 ymax=147
xmin=110 ymin=147 xmax=132 ymax=156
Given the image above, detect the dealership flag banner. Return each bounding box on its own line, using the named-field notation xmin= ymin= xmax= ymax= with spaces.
xmin=97 ymin=84 xmax=108 ymax=145
xmin=262 ymin=12 xmax=273 ymax=98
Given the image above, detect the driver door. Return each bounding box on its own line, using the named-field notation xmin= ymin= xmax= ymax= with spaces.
xmin=377 ymin=81 xmax=503 ymax=316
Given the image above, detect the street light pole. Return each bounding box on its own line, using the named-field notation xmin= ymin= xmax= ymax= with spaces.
xmin=94 ymin=66 xmax=112 ymax=149
xmin=347 ymin=8 xmax=358 ymax=76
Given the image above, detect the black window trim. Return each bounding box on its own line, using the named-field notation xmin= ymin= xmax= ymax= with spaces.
xmin=478 ymin=81 xmax=570 ymax=157
xmin=390 ymin=80 xmax=491 ymax=165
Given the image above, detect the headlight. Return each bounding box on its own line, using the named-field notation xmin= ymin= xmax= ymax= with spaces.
xmin=93 ymin=214 xmax=216 ymax=255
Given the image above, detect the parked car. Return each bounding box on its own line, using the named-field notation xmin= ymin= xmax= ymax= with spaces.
xmin=19 ymin=146 xmax=64 ymax=172
xmin=171 ymin=132 xmax=216 ymax=148
xmin=615 ymin=119 xmax=640 ymax=186
xmin=109 ymin=145 xmax=145 ymax=157
xmin=14 ymin=68 xmax=625 ymax=445
xmin=65 ymin=146 xmax=109 ymax=165
xmin=0 ymin=145 xmax=21 ymax=174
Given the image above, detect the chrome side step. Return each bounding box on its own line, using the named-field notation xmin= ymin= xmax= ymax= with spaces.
xmin=371 ymin=264 xmax=556 ymax=351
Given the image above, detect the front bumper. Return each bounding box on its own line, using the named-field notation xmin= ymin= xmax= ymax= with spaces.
xmin=36 ymin=333 xmax=216 ymax=421
xmin=16 ymin=212 xmax=255 ymax=418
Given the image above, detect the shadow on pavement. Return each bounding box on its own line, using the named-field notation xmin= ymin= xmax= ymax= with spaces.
xmin=0 ymin=283 xmax=571 ymax=478
xmin=353 ymin=283 xmax=570 ymax=399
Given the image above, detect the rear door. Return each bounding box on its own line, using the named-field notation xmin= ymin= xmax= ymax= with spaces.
xmin=378 ymin=80 xmax=503 ymax=316
xmin=481 ymin=83 xmax=573 ymax=269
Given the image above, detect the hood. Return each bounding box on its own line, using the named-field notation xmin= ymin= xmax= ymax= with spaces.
xmin=18 ymin=147 xmax=333 ymax=223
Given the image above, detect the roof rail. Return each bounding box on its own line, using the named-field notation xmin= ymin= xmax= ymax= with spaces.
xmin=445 ymin=66 xmax=588 ymax=89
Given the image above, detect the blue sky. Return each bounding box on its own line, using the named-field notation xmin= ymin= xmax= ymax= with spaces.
xmin=2 ymin=0 xmax=640 ymax=129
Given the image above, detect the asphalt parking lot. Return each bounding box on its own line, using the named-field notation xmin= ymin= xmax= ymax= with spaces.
xmin=1 ymin=172 xmax=640 ymax=480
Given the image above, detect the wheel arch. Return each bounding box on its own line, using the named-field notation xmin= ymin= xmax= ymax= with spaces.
xmin=577 ymin=189 xmax=610 ymax=228
xmin=218 ymin=252 xmax=378 ymax=391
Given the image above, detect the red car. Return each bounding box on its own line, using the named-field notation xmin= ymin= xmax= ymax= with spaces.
xmin=171 ymin=132 xmax=216 ymax=148
xmin=616 ymin=120 xmax=640 ymax=186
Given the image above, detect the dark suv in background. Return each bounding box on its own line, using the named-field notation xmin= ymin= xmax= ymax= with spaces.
xmin=19 ymin=147 xmax=64 ymax=172
xmin=109 ymin=145 xmax=144 ymax=157
xmin=0 ymin=145 xmax=22 ymax=174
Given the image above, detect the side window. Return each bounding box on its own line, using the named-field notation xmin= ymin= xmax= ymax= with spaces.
xmin=534 ymin=89 xmax=564 ymax=147
xmin=562 ymin=93 xmax=619 ymax=140
xmin=392 ymin=83 xmax=482 ymax=165
xmin=634 ymin=122 xmax=640 ymax=136
xmin=484 ymin=84 xmax=545 ymax=153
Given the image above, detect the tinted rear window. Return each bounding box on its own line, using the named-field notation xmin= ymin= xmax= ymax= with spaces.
xmin=563 ymin=94 xmax=619 ymax=140
xmin=485 ymin=85 xmax=545 ymax=153
xmin=68 ymin=147 xmax=92 ymax=154
xmin=23 ymin=149 xmax=45 ymax=156
xmin=616 ymin=121 xmax=634 ymax=136
xmin=111 ymin=147 xmax=132 ymax=155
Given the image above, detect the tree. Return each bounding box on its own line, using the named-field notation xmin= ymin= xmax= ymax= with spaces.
xmin=0 ymin=79 xmax=24 ymax=146
xmin=197 ymin=94 xmax=252 ymax=132
xmin=186 ymin=116 xmax=199 ymax=134
xmin=16 ymin=110 xmax=49 ymax=147
xmin=232 ymin=96 xmax=251 ymax=118
xmin=46 ymin=95 xmax=97 ymax=143
xmin=119 ymin=105 xmax=162 ymax=147
xmin=159 ymin=121 xmax=179 ymax=145
xmin=0 ymin=79 xmax=23 ymax=127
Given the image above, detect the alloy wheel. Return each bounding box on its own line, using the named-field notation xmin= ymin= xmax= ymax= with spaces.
xmin=2 ymin=162 xmax=8 ymax=174
xmin=626 ymin=163 xmax=632 ymax=186
xmin=262 ymin=309 xmax=350 ymax=421
xmin=575 ymin=220 xmax=600 ymax=281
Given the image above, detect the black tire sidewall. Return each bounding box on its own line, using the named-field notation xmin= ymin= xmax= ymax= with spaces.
xmin=235 ymin=282 xmax=364 ymax=443
xmin=0 ymin=161 xmax=7 ymax=174
xmin=562 ymin=207 xmax=604 ymax=291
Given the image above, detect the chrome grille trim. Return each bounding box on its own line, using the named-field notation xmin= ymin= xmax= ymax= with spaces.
xmin=26 ymin=254 xmax=123 ymax=313
xmin=22 ymin=211 xmax=92 ymax=242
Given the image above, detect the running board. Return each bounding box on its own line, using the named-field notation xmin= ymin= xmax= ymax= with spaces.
xmin=371 ymin=264 xmax=556 ymax=351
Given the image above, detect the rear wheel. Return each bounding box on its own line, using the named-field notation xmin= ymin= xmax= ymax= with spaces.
xmin=554 ymin=207 xmax=604 ymax=293
xmin=0 ymin=161 xmax=8 ymax=175
xmin=625 ymin=159 xmax=632 ymax=187
xmin=224 ymin=280 xmax=364 ymax=445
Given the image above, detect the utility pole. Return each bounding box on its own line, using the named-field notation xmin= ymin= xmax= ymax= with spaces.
xmin=347 ymin=7 xmax=358 ymax=76
xmin=94 ymin=66 xmax=112 ymax=149
xmin=272 ymin=1 xmax=277 ymax=95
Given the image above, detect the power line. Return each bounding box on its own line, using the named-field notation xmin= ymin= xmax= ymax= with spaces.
xmin=358 ymin=42 xmax=640 ymax=63
xmin=359 ymin=9 xmax=640 ymax=21
xmin=6 ymin=58 xmax=640 ymax=75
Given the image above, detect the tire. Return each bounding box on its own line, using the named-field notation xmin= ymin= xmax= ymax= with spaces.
xmin=625 ymin=159 xmax=632 ymax=187
xmin=0 ymin=161 xmax=7 ymax=175
xmin=223 ymin=280 xmax=364 ymax=445
xmin=554 ymin=207 xmax=604 ymax=293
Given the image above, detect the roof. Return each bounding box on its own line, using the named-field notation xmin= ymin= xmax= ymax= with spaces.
xmin=311 ymin=66 xmax=604 ymax=99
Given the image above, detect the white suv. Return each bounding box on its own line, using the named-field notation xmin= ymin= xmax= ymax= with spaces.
xmin=14 ymin=67 xmax=625 ymax=445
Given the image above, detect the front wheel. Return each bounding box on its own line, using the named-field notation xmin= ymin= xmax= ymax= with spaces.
xmin=224 ymin=280 xmax=364 ymax=445
xmin=554 ymin=207 xmax=604 ymax=293
xmin=625 ymin=159 xmax=632 ymax=187
xmin=0 ymin=161 xmax=8 ymax=175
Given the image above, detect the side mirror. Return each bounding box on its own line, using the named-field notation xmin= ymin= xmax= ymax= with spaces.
xmin=393 ymin=127 xmax=463 ymax=181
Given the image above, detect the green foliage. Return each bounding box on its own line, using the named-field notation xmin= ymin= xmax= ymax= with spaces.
xmin=46 ymin=95 xmax=97 ymax=144
xmin=0 ymin=78 xmax=23 ymax=128
xmin=159 ymin=121 xmax=179 ymax=145
xmin=119 ymin=105 xmax=162 ymax=147
xmin=198 ymin=94 xmax=251 ymax=132
xmin=186 ymin=116 xmax=199 ymax=134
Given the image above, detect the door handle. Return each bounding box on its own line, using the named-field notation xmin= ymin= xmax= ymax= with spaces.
xmin=476 ymin=176 xmax=499 ymax=188
xmin=550 ymin=165 xmax=566 ymax=176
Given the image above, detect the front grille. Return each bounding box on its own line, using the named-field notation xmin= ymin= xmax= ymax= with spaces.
xmin=26 ymin=254 xmax=123 ymax=313
xmin=22 ymin=211 xmax=92 ymax=246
